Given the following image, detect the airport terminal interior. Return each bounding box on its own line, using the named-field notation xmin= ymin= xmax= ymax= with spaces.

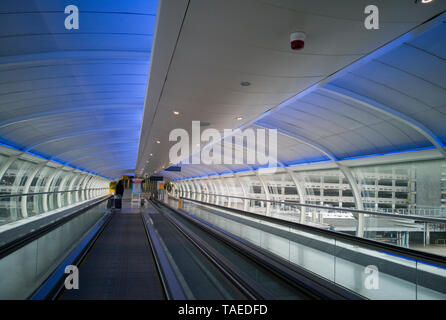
xmin=0 ymin=0 xmax=446 ymax=301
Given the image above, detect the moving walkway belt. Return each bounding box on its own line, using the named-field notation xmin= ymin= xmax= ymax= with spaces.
xmin=142 ymin=200 xmax=250 ymax=300
xmin=150 ymin=199 xmax=347 ymax=299
xmin=150 ymin=200 xmax=264 ymax=299
xmin=58 ymin=211 xmax=166 ymax=300
xmin=45 ymin=201 xmax=251 ymax=300
xmin=6 ymin=195 xmax=357 ymax=300
xmin=26 ymin=199 xmax=250 ymax=300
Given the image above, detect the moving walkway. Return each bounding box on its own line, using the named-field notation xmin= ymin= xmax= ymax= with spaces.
xmin=2 ymin=188 xmax=445 ymax=300
xmin=171 ymin=194 xmax=446 ymax=300
xmin=0 ymin=191 xmax=361 ymax=300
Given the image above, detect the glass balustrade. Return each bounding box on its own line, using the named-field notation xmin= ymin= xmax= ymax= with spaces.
xmin=178 ymin=198 xmax=446 ymax=300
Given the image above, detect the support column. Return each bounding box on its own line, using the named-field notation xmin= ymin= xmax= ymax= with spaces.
xmin=221 ymin=178 xmax=232 ymax=208
xmin=67 ymin=174 xmax=79 ymax=205
xmin=10 ymin=160 xmax=31 ymax=221
xmin=210 ymin=179 xmax=220 ymax=206
xmin=195 ymin=180 xmax=202 ymax=201
xmin=76 ymin=174 xmax=88 ymax=202
xmin=21 ymin=162 xmax=46 ymax=218
xmin=33 ymin=166 xmax=48 ymax=212
xmin=184 ymin=181 xmax=190 ymax=198
xmin=285 ymin=167 xmax=307 ymax=224
xmin=185 ymin=181 xmax=191 ymax=199
xmin=89 ymin=178 xmax=96 ymax=199
xmin=180 ymin=182 xmax=185 ymax=198
xmin=257 ymin=172 xmax=271 ymax=216
xmin=0 ymin=155 xmax=19 ymax=182
xmin=200 ymin=180 xmax=207 ymax=202
xmin=82 ymin=175 xmax=93 ymax=201
xmin=57 ymin=171 xmax=74 ymax=208
xmin=189 ymin=180 xmax=197 ymax=200
xmin=85 ymin=176 xmax=95 ymax=200
xmin=339 ymin=165 xmax=365 ymax=237
xmin=205 ymin=180 xmax=214 ymax=203
xmin=235 ymin=174 xmax=249 ymax=211
xmin=43 ymin=168 xmax=63 ymax=212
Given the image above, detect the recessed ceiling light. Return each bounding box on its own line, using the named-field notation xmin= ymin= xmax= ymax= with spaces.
xmin=156 ymin=140 xmax=160 ymax=144
xmin=416 ymin=0 xmax=433 ymax=3
xmin=196 ymin=143 xmax=200 ymax=147
xmin=240 ymin=81 xmax=250 ymax=87
xmin=236 ymin=116 xmax=243 ymax=121
xmin=150 ymin=153 xmax=153 ymax=156
xmin=173 ymin=111 xmax=180 ymax=115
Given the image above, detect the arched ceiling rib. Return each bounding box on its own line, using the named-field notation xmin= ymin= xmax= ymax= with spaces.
xmin=253 ymin=123 xmax=338 ymax=162
xmin=160 ymin=8 xmax=446 ymax=180
xmin=319 ymin=84 xmax=446 ymax=158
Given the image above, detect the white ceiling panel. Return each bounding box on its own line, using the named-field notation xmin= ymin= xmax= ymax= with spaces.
xmin=139 ymin=0 xmax=445 ymax=179
xmin=0 ymin=0 xmax=158 ymax=178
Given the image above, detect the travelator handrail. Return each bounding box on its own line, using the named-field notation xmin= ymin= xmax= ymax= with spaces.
xmin=157 ymin=198 xmax=363 ymax=299
xmin=0 ymin=187 xmax=109 ymax=198
xmin=140 ymin=200 xmax=186 ymax=300
xmin=31 ymin=207 xmax=112 ymax=300
xmin=182 ymin=192 xmax=446 ymax=224
xmin=0 ymin=195 xmax=111 ymax=259
xmin=150 ymin=200 xmax=261 ymax=300
xmin=177 ymin=195 xmax=446 ymax=267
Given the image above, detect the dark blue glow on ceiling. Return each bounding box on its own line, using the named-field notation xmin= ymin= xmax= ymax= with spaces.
xmin=0 ymin=0 xmax=158 ymax=179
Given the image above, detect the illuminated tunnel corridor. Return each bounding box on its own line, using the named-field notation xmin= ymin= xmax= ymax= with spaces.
xmin=0 ymin=0 xmax=445 ymax=308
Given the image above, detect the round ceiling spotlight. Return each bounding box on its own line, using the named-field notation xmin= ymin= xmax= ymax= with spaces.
xmin=240 ymin=81 xmax=251 ymax=87
xmin=173 ymin=111 xmax=180 ymax=115
xmin=236 ymin=116 xmax=243 ymax=121
xmin=156 ymin=140 xmax=160 ymax=144
xmin=415 ymin=0 xmax=434 ymax=3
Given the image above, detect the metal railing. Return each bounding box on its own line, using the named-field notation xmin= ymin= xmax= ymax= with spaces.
xmin=181 ymin=192 xmax=446 ymax=224
xmin=366 ymin=206 xmax=446 ymax=217
xmin=0 ymin=188 xmax=108 ymax=198
xmin=0 ymin=187 xmax=111 ymax=228
xmin=172 ymin=194 xmax=446 ymax=300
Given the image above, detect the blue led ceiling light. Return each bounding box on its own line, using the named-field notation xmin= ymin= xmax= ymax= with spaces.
xmin=0 ymin=0 xmax=159 ymax=178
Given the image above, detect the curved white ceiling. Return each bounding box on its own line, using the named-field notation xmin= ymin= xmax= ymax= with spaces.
xmin=255 ymin=16 xmax=446 ymax=162
xmin=0 ymin=1 xmax=444 ymax=180
xmin=0 ymin=0 xmax=158 ymax=178
xmin=136 ymin=0 xmax=446 ymax=180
